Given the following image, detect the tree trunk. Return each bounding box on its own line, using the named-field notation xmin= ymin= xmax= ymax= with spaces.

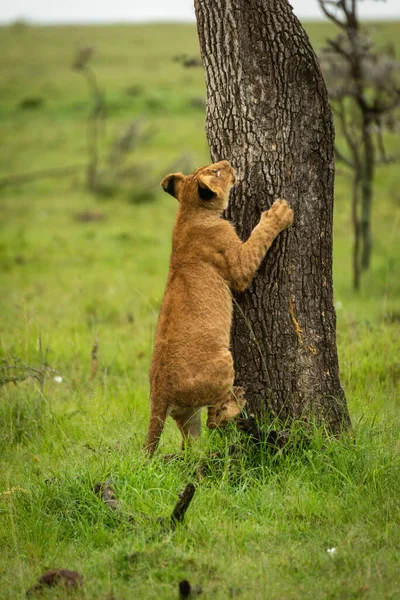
xmin=195 ymin=0 xmax=351 ymax=432
xmin=360 ymin=114 xmax=374 ymax=271
xmin=352 ymin=173 xmax=362 ymax=291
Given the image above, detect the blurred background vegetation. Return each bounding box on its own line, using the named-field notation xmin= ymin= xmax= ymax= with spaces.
xmin=0 ymin=19 xmax=399 ymax=600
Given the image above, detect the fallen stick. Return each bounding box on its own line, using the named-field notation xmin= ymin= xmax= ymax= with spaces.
xmin=169 ymin=483 xmax=196 ymax=529
xmin=179 ymin=579 xmax=203 ymax=599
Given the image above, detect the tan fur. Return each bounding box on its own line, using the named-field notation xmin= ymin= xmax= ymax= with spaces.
xmin=145 ymin=160 xmax=293 ymax=455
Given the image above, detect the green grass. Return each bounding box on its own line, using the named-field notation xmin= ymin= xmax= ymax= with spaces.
xmin=0 ymin=21 xmax=400 ymax=600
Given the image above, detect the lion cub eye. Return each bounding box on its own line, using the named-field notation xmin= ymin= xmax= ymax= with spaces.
xmin=211 ymin=169 xmax=221 ymax=177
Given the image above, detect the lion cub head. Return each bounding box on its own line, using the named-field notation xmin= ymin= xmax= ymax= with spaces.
xmin=161 ymin=160 xmax=237 ymax=213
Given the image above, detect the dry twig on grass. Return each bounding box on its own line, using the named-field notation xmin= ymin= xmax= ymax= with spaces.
xmin=168 ymin=483 xmax=196 ymax=530
xmin=0 ymin=354 xmax=59 ymax=391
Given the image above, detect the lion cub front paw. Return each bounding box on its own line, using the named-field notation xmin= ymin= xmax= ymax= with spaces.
xmin=263 ymin=199 xmax=294 ymax=231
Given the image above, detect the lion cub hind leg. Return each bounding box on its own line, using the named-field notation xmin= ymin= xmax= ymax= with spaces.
xmin=145 ymin=401 xmax=168 ymax=456
xmin=170 ymin=406 xmax=203 ymax=450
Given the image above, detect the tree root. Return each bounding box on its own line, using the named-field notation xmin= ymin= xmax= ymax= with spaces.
xmin=236 ymin=415 xmax=291 ymax=448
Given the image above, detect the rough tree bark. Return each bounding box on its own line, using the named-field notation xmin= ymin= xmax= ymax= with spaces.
xmin=195 ymin=0 xmax=351 ymax=433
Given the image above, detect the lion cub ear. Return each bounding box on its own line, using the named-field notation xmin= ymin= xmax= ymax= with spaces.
xmin=197 ymin=174 xmax=218 ymax=201
xmin=161 ymin=172 xmax=185 ymax=200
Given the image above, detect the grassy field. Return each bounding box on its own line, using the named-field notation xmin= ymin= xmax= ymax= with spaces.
xmin=0 ymin=21 xmax=399 ymax=600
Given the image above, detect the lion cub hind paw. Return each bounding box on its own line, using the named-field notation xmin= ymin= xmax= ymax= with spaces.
xmin=232 ymin=385 xmax=245 ymax=395
xmin=232 ymin=386 xmax=247 ymax=411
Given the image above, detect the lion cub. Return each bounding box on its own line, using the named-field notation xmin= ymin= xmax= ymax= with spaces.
xmin=145 ymin=160 xmax=293 ymax=455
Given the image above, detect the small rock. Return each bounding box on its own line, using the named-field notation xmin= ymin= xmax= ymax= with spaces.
xmin=26 ymin=569 xmax=83 ymax=597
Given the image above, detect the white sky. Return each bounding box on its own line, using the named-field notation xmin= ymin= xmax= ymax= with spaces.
xmin=0 ymin=0 xmax=399 ymax=24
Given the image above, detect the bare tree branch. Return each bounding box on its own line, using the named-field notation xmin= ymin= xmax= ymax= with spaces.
xmin=317 ymin=0 xmax=346 ymax=28
xmin=0 ymin=164 xmax=85 ymax=190
xmin=336 ymin=98 xmax=361 ymax=168
xmin=334 ymin=146 xmax=355 ymax=168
